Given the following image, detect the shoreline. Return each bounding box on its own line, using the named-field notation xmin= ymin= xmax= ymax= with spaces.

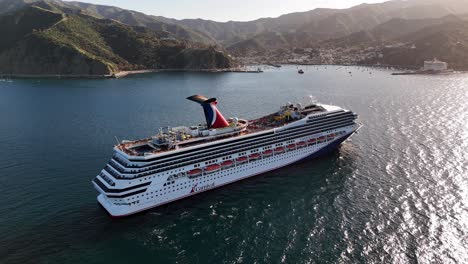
xmin=0 ymin=67 xmax=263 ymax=80
xmin=257 ymin=62 xmax=420 ymax=70
xmin=114 ymin=68 xmax=263 ymax=78
xmin=2 ymin=64 xmax=466 ymax=80
xmin=0 ymin=73 xmax=115 ymax=79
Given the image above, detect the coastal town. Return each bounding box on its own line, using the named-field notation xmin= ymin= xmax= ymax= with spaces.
xmin=233 ymin=42 xmax=418 ymax=67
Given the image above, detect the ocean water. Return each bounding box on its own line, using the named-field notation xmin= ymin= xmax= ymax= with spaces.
xmin=0 ymin=66 xmax=467 ymax=264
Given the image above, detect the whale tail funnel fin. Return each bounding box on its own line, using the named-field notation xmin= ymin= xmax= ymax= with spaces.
xmin=187 ymin=95 xmax=230 ymax=129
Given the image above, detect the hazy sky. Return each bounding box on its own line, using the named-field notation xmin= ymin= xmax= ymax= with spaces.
xmin=66 ymin=0 xmax=388 ymax=21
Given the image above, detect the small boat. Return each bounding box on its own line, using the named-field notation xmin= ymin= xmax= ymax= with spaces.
xmin=205 ymin=164 xmax=222 ymax=174
xmin=262 ymin=150 xmax=273 ymax=156
xmin=221 ymin=160 xmax=234 ymax=168
xmin=308 ymin=138 xmax=317 ymax=144
xmin=327 ymin=134 xmax=335 ymax=140
xmin=287 ymin=144 xmax=296 ymax=150
xmin=318 ymin=136 xmax=326 ymax=142
xmin=297 ymin=141 xmax=306 ymax=148
xmin=249 ymin=153 xmax=261 ymax=160
xmin=274 ymin=147 xmax=285 ymax=153
xmin=236 ymin=156 xmax=248 ymax=164
xmin=298 ymin=69 xmax=304 ymax=74
xmin=187 ymin=168 xmax=202 ymax=177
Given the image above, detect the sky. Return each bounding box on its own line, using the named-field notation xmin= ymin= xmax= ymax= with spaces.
xmin=66 ymin=0 xmax=388 ymax=22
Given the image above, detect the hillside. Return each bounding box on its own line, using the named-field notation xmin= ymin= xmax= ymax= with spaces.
xmin=3 ymin=0 xmax=468 ymax=56
xmin=314 ymin=13 xmax=468 ymax=69
xmin=64 ymin=1 xmax=217 ymax=44
xmin=222 ymin=0 xmax=468 ymax=55
xmin=366 ymin=20 xmax=468 ymax=70
xmin=322 ymin=15 xmax=467 ymax=48
xmin=0 ymin=0 xmax=217 ymax=44
xmin=0 ymin=3 xmax=232 ymax=76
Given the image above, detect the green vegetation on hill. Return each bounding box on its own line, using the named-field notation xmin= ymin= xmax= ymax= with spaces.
xmin=0 ymin=3 xmax=233 ymax=76
xmin=64 ymin=1 xmax=217 ymax=44
xmin=0 ymin=4 xmax=63 ymax=52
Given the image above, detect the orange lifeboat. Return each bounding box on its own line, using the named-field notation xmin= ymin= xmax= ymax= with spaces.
xmin=221 ymin=160 xmax=234 ymax=168
xmin=308 ymin=138 xmax=317 ymax=144
xmin=205 ymin=164 xmax=222 ymax=174
xmin=236 ymin=156 xmax=248 ymax=164
xmin=297 ymin=141 xmax=306 ymax=148
xmin=249 ymin=153 xmax=261 ymax=160
xmin=262 ymin=150 xmax=273 ymax=156
xmin=287 ymin=144 xmax=296 ymax=150
xmin=187 ymin=168 xmax=202 ymax=178
xmin=274 ymin=147 xmax=285 ymax=153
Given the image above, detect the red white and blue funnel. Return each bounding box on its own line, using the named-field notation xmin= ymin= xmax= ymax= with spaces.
xmin=187 ymin=95 xmax=230 ymax=129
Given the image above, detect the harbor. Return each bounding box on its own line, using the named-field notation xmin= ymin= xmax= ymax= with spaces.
xmin=391 ymin=59 xmax=460 ymax=75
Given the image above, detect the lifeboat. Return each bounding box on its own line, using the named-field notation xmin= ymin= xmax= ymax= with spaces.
xmin=297 ymin=141 xmax=306 ymax=148
xmin=287 ymin=144 xmax=296 ymax=150
xmin=327 ymin=133 xmax=335 ymax=139
xmin=274 ymin=147 xmax=285 ymax=153
xmin=205 ymin=164 xmax=222 ymax=174
xmin=221 ymin=160 xmax=234 ymax=168
xmin=308 ymin=138 xmax=317 ymax=144
xmin=187 ymin=168 xmax=202 ymax=177
xmin=262 ymin=150 xmax=273 ymax=156
xmin=249 ymin=153 xmax=261 ymax=160
xmin=236 ymin=156 xmax=248 ymax=164
xmin=318 ymin=136 xmax=326 ymax=142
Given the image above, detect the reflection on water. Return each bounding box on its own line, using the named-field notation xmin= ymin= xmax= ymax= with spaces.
xmin=0 ymin=66 xmax=467 ymax=263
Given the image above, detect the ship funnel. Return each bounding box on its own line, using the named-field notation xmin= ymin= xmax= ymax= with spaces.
xmin=187 ymin=95 xmax=230 ymax=129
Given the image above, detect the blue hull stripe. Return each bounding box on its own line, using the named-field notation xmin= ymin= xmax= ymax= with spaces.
xmin=297 ymin=132 xmax=354 ymax=164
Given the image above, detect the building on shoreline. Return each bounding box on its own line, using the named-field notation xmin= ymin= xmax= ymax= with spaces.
xmin=423 ymin=59 xmax=448 ymax=71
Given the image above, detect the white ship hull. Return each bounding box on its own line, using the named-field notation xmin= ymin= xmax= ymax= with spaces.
xmin=95 ymin=124 xmax=358 ymax=217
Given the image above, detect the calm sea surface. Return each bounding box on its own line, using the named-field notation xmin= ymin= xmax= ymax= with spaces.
xmin=0 ymin=66 xmax=467 ymax=264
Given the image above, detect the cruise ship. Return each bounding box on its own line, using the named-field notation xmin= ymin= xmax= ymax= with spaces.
xmin=93 ymin=95 xmax=361 ymax=217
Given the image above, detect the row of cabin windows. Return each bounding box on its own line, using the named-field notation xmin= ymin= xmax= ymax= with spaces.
xmin=132 ymin=138 xmax=346 ymax=203
xmin=115 ymin=115 xmax=352 ymax=169
xmin=222 ymin=156 xmax=232 ymax=161
xmin=116 ymin=129 xmax=347 ymax=185
xmin=117 ymin=122 xmax=345 ymax=172
xmin=112 ymin=124 xmax=351 ymax=178
xmin=125 ymin=129 xmax=346 ymax=185
xmin=176 ymin=141 xmax=318 ymax=179
xmin=163 ymin=180 xmax=175 ymax=186
xmin=117 ymin=128 xmax=345 ymax=188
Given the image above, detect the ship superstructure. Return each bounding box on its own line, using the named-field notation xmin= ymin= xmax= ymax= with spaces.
xmin=93 ymin=95 xmax=360 ymax=217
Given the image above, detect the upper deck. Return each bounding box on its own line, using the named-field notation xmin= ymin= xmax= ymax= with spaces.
xmin=115 ymin=101 xmax=330 ymax=159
